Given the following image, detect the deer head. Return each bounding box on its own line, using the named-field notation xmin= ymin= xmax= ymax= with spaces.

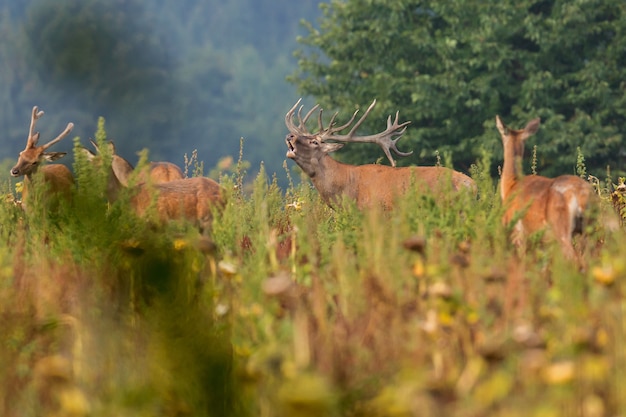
xmin=11 ymin=106 xmax=74 ymax=178
xmin=284 ymin=98 xmax=412 ymax=174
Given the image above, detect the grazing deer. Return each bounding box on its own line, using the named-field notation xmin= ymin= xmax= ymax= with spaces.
xmin=10 ymin=106 xmax=74 ymax=209
xmin=495 ymin=115 xmax=598 ymax=259
xmin=284 ymin=99 xmax=476 ymax=209
xmin=82 ymin=141 xmax=222 ymax=231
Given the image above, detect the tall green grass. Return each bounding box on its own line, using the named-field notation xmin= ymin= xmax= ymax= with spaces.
xmin=0 ymin=120 xmax=624 ymax=416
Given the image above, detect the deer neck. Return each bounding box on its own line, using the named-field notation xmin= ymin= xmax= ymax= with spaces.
xmin=306 ymin=155 xmax=352 ymax=206
xmin=500 ymin=141 xmax=524 ymax=201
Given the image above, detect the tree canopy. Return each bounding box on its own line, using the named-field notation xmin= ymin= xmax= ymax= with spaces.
xmin=291 ymin=0 xmax=626 ymax=179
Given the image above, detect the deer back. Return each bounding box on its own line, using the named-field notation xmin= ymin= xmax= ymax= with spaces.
xmin=145 ymin=162 xmax=184 ymax=183
xmin=83 ymin=141 xmax=185 ymax=201
xmin=131 ymin=177 xmax=224 ymax=230
xmin=310 ymin=157 xmax=475 ymax=209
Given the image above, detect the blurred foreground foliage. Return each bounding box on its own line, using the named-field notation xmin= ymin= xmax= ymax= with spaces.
xmin=0 ymin=120 xmax=625 ymax=416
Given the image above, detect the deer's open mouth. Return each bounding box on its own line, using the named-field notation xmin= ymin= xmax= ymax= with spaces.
xmin=285 ymin=135 xmax=296 ymax=158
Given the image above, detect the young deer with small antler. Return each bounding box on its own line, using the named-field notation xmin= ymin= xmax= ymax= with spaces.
xmin=82 ymin=141 xmax=222 ymax=232
xmin=285 ymin=99 xmax=475 ymax=209
xmin=495 ymin=115 xmax=599 ymax=259
xmin=10 ymin=106 xmax=74 ymax=209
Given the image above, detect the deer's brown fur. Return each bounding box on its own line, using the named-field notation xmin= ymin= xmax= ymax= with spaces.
xmin=495 ymin=115 xmax=598 ymax=259
xmin=10 ymin=107 xmax=74 ymax=209
xmin=285 ymin=100 xmax=475 ymax=209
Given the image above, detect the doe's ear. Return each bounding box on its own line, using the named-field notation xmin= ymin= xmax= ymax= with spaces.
xmin=495 ymin=115 xmax=508 ymax=136
xmin=42 ymin=152 xmax=67 ymax=162
xmin=79 ymin=147 xmax=96 ymax=161
xmin=111 ymin=156 xmax=134 ymax=187
xmin=321 ymin=142 xmax=345 ymax=153
xmin=521 ymin=118 xmax=541 ymax=141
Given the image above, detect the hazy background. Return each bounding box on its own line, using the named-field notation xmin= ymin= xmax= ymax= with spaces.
xmin=0 ymin=0 xmax=321 ymax=183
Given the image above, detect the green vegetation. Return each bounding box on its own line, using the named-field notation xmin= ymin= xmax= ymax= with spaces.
xmin=0 ymin=119 xmax=625 ymax=416
xmin=291 ymin=0 xmax=626 ymax=178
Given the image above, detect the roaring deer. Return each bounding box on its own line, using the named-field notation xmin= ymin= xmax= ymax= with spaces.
xmin=82 ymin=141 xmax=222 ymax=231
xmin=10 ymin=106 xmax=74 ymax=208
xmin=495 ymin=115 xmax=598 ymax=259
xmin=284 ymin=99 xmax=476 ymax=209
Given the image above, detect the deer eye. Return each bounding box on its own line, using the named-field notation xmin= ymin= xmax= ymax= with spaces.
xmin=310 ymin=139 xmax=319 ymax=145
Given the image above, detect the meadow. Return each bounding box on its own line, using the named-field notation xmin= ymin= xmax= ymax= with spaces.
xmin=0 ymin=120 xmax=624 ymax=417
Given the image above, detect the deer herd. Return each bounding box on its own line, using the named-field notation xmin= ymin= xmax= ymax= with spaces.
xmin=9 ymin=102 xmax=619 ymax=259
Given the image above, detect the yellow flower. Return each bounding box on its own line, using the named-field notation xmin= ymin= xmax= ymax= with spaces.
xmin=592 ymin=265 xmax=615 ymax=286
xmin=173 ymin=239 xmax=187 ymax=251
xmin=541 ymin=361 xmax=575 ymax=385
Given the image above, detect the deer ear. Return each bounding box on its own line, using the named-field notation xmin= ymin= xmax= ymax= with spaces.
xmin=495 ymin=115 xmax=508 ymax=136
xmin=111 ymin=155 xmax=134 ymax=187
xmin=80 ymin=147 xmax=96 ymax=161
xmin=42 ymin=152 xmax=67 ymax=162
xmin=322 ymin=142 xmax=345 ymax=153
xmin=107 ymin=141 xmax=116 ymax=154
xmin=521 ymin=118 xmax=541 ymax=141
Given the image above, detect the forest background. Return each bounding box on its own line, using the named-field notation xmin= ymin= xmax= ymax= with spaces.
xmin=0 ymin=0 xmax=321 ymax=185
xmin=1 ymin=0 xmax=626 ymax=185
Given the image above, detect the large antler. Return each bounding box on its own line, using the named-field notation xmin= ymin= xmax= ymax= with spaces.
xmin=285 ymin=98 xmax=412 ymax=167
xmin=24 ymin=106 xmax=74 ymax=151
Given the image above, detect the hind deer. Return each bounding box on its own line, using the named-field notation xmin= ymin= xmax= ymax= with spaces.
xmin=82 ymin=141 xmax=222 ymax=232
xmin=82 ymin=140 xmax=184 ymax=201
xmin=495 ymin=115 xmax=599 ymax=259
xmin=10 ymin=106 xmax=74 ymax=209
xmin=284 ymin=99 xmax=476 ymax=209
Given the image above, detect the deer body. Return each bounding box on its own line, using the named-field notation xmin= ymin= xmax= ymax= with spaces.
xmin=10 ymin=107 xmax=74 ymax=209
xmin=20 ymin=165 xmax=75 ymax=205
xmin=146 ymin=162 xmax=184 ymax=183
xmin=130 ymin=177 xmax=223 ymax=226
xmin=496 ymin=115 xmax=596 ymax=258
xmin=83 ymin=141 xmax=222 ymax=231
xmin=285 ymin=99 xmax=475 ymax=209
xmin=297 ymin=150 xmax=475 ymax=209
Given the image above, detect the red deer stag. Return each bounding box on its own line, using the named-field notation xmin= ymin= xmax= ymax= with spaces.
xmin=82 ymin=141 xmax=222 ymax=232
xmin=10 ymin=106 xmax=74 ymax=209
xmin=495 ymin=115 xmax=599 ymax=259
xmin=285 ymin=99 xmax=476 ymax=209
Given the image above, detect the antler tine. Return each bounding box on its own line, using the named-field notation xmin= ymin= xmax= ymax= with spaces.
xmin=344 ymin=99 xmax=377 ymax=137
xmin=318 ymin=101 xmax=375 ymax=139
xmin=42 ymin=122 xmax=74 ymax=150
xmin=26 ymin=106 xmax=45 ymax=148
xmin=285 ymin=99 xmax=303 ymax=134
xmin=320 ymin=109 xmax=359 ymax=137
xmin=300 ymin=104 xmax=319 ymax=128
xmin=316 ymin=99 xmax=412 ymax=166
xmin=384 ymin=112 xmax=413 ymax=166
xmin=285 ymin=98 xmax=321 ymax=136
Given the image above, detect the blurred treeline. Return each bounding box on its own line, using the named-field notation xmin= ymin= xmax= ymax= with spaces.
xmin=0 ymin=0 xmax=321 ymax=179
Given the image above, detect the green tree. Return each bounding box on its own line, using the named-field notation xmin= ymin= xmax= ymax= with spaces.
xmin=291 ymin=0 xmax=626 ymax=178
